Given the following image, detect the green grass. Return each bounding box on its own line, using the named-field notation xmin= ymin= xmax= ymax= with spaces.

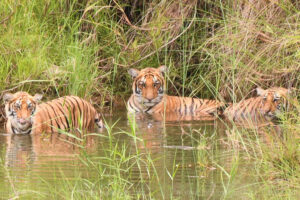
xmin=0 ymin=0 xmax=299 ymax=199
xmin=0 ymin=0 xmax=298 ymax=102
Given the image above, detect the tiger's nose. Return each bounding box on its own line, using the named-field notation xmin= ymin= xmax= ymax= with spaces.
xmin=18 ymin=118 xmax=27 ymax=125
xmin=145 ymin=98 xmax=152 ymax=102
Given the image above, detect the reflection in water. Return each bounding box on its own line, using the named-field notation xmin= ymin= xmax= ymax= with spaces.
xmin=130 ymin=111 xmax=218 ymax=122
xmin=223 ymin=115 xmax=276 ymax=128
xmin=5 ymin=134 xmax=36 ymax=168
xmin=0 ymin=109 xmax=283 ymax=199
xmin=1 ymin=129 xmax=99 ymax=194
xmin=5 ymin=131 xmax=98 ymax=168
xmin=126 ymin=112 xmax=229 ymax=198
xmin=126 ymin=111 xmax=283 ymax=198
xmin=31 ymin=131 xmax=98 ymax=156
xmin=221 ymin=117 xmax=283 ymax=145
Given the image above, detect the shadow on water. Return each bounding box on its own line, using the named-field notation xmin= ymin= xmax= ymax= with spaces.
xmin=0 ymin=109 xmax=283 ymax=199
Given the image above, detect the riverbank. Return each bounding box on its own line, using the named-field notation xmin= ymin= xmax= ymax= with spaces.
xmin=0 ymin=1 xmax=299 ymax=104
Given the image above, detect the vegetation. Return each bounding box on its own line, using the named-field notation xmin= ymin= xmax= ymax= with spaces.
xmin=0 ymin=0 xmax=299 ymax=199
xmin=0 ymin=0 xmax=299 ymax=103
xmin=1 ymin=115 xmax=299 ymax=199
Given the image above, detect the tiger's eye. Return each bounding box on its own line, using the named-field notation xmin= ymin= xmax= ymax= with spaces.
xmin=153 ymin=82 xmax=160 ymax=87
xmin=277 ymin=105 xmax=281 ymax=109
xmin=139 ymin=82 xmax=145 ymax=88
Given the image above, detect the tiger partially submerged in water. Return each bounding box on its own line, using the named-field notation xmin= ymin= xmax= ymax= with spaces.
xmin=223 ymin=87 xmax=293 ymax=122
xmin=127 ymin=66 xmax=225 ymax=119
xmin=3 ymin=92 xmax=103 ymax=134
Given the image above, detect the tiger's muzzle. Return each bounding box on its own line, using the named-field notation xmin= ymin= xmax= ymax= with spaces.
xmin=140 ymin=96 xmax=163 ymax=107
xmin=12 ymin=117 xmax=33 ymax=134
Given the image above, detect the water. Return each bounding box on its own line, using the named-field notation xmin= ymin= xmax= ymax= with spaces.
xmin=0 ymin=109 xmax=276 ymax=199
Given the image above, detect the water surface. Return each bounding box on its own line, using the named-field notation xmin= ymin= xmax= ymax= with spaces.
xmin=0 ymin=109 xmax=274 ymax=199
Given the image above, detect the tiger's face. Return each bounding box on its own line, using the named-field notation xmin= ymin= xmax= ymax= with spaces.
xmin=3 ymin=92 xmax=43 ymax=134
xmin=129 ymin=66 xmax=167 ymax=107
xmin=256 ymin=87 xmax=291 ymax=117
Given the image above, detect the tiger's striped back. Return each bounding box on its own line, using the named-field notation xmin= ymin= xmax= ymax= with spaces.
xmin=223 ymin=96 xmax=272 ymax=122
xmin=223 ymin=87 xmax=291 ymax=122
xmin=34 ymin=96 xmax=103 ymax=134
xmin=146 ymin=96 xmax=224 ymax=116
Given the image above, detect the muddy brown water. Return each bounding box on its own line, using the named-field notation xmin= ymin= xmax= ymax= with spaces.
xmin=0 ymin=109 xmax=276 ymax=199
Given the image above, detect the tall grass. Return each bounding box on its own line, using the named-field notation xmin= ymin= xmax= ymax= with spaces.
xmin=1 ymin=0 xmax=298 ymax=102
xmin=0 ymin=0 xmax=299 ymax=199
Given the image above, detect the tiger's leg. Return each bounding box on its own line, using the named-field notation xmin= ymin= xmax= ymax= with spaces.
xmin=5 ymin=120 xmax=13 ymax=134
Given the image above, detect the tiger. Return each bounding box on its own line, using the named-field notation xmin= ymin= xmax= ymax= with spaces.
xmin=223 ymin=87 xmax=292 ymax=122
xmin=127 ymin=66 xmax=225 ymax=119
xmin=3 ymin=92 xmax=103 ymax=134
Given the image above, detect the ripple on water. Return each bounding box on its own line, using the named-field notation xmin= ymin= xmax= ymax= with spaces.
xmin=0 ymin=110 xmax=272 ymax=199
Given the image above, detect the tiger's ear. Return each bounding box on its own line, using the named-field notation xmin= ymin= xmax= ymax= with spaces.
xmin=33 ymin=93 xmax=43 ymax=102
xmin=3 ymin=93 xmax=14 ymax=104
xmin=128 ymin=68 xmax=140 ymax=79
xmin=158 ymin=65 xmax=168 ymax=76
xmin=256 ymin=87 xmax=266 ymax=96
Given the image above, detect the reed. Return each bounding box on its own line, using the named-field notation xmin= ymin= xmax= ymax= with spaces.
xmin=0 ymin=0 xmax=299 ymax=199
xmin=0 ymin=0 xmax=298 ymax=103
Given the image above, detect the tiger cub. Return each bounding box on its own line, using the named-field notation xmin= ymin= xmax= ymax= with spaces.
xmin=223 ymin=87 xmax=292 ymax=122
xmin=3 ymin=92 xmax=103 ymax=134
xmin=127 ymin=66 xmax=224 ymax=118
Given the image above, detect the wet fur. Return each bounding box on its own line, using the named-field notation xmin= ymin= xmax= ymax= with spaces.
xmin=224 ymin=87 xmax=290 ymax=122
xmin=127 ymin=66 xmax=224 ymax=117
xmin=4 ymin=92 xmax=103 ymax=134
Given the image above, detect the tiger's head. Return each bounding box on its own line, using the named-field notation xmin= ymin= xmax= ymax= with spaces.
xmin=256 ymin=87 xmax=292 ymax=118
xmin=128 ymin=66 xmax=167 ymax=107
xmin=3 ymin=92 xmax=43 ymax=134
